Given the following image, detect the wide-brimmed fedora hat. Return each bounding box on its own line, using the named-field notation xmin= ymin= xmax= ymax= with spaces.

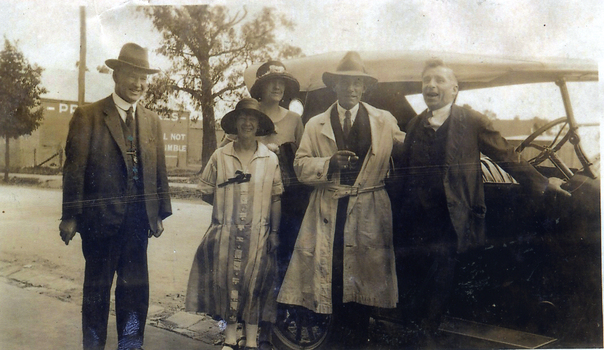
xmin=322 ymin=51 xmax=378 ymax=88
xmin=221 ymin=98 xmax=275 ymax=136
xmin=249 ymin=61 xmax=300 ymax=101
xmin=105 ymin=43 xmax=160 ymax=74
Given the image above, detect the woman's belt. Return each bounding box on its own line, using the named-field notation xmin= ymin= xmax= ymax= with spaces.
xmin=327 ymin=183 xmax=385 ymax=199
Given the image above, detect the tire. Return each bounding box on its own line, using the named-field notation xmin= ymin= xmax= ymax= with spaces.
xmin=271 ymin=304 xmax=334 ymax=350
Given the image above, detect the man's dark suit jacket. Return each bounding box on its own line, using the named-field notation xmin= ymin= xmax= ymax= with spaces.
xmin=62 ymin=95 xmax=172 ymax=238
xmin=398 ymin=104 xmax=548 ymax=252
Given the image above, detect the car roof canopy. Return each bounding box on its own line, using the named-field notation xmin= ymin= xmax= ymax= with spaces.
xmin=244 ymin=50 xmax=598 ymax=95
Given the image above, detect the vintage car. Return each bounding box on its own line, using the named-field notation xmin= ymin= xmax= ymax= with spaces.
xmin=243 ymin=51 xmax=601 ymax=349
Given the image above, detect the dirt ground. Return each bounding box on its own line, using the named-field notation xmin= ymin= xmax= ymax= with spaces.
xmin=0 ymin=183 xmax=216 ymax=342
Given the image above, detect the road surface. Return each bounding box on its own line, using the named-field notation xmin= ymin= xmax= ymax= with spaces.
xmin=0 ymin=184 xmax=219 ymax=349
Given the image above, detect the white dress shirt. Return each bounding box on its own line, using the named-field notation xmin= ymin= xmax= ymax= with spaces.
xmin=336 ymin=102 xmax=360 ymax=128
xmin=112 ymin=93 xmax=138 ymax=122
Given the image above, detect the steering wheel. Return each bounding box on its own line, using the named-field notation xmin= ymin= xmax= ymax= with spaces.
xmin=515 ymin=117 xmax=575 ymax=180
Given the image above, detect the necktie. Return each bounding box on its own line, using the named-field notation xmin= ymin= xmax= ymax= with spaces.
xmin=126 ymin=107 xmax=134 ymax=134
xmin=343 ymin=110 xmax=352 ymax=138
xmin=125 ymin=107 xmax=139 ymax=181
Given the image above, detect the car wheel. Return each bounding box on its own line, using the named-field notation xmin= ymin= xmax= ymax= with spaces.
xmin=272 ymin=304 xmax=334 ymax=350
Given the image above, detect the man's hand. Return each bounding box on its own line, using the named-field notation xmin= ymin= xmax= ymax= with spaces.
xmin=59 ymin=219 xmax=78 ymax=245
xmin=545 ymin=177 xmax=572 ymax=198
xmin=329 ymin=150 xmax=359 ymax=172
xmin=149 ymin=218 xmax=164 ymax=238
xmin=267 ymin=231 xmax=279 ymax=253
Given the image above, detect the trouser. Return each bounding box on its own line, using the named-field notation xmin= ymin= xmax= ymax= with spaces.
xmin=81 ymin=203 xmax=149 ymax=350
xmin=331 ymin=197 xmax=371 ymax=347
xmin=396 ymin=204 xmax=457 ymax=335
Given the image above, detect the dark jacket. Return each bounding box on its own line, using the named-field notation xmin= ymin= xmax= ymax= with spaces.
xmin=61 ymin=96 xmax=172 ymax=237
xmin=398 ymin=104 xmax=547 ymax=252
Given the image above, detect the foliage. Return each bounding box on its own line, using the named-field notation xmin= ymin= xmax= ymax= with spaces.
xmin=0 ymin=38 xmax=47 ymax=139
xmin=140 ymin=5 xmax=303 ymax=168
xmin=482 ymin=109 xmax=498 ymax=120
xmin=531 ymin=116 xmax=552 ymax=135
xmin=0 ymin=38 xmax=47 ymax=181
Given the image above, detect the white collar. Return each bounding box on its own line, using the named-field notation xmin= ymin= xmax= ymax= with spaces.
xmin=336 ymin=102 xmax=360 ymax=124
xmin=427 ymin=102 xmax=453 ymax=130
xmin=112 ymin=93 xmax=137 ymax=114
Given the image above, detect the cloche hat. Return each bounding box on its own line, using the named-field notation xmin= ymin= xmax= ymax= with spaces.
xmin=322 ymin=51 xmax=377 ymax=88
xmin=221 ymin=98 xmax=275 ymax=136
xmin=105 ymin=43 xmax=160 ymax=74
xmin=249 ymin=61 xmax=300 ymax=101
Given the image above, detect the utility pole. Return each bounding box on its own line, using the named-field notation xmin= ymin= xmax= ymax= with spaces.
xmin=78 ymin=6 xmax=86 ymax=106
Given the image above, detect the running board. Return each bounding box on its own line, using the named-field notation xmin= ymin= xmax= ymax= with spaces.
xmin=439 ymin=316 xmax=557 ymax=349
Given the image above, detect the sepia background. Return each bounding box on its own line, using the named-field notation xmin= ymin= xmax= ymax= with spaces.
xmin=0 ymin=0 xmax=602 ymax=349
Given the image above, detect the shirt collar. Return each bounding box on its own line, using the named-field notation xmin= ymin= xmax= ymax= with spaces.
xmin=112 ymin=93 xmax=137 ymax=114
xmin=223 ymin=140 xmax=271 ymax=160
xmin=427 ymin=102 xmax=453 ymax=130
xmin=336 ymin=102 xmax=360 ymax=124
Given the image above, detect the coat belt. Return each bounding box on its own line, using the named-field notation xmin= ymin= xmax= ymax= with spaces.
xmin=327 ymin=184 xmax=385 ymax=199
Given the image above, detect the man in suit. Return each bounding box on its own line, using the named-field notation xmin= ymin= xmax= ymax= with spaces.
xmin=277 ymin=52 xmax=405 ymax=347
xmin=59 ymin=43 xmax=172 ymax=350
xmin=394 ymin=58 xmax=568 ymax=343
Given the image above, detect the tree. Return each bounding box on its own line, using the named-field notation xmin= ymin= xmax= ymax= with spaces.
xmin=482 ymin=109 xmax=498 ymax=121
xmin=141 ymin=5 xmax=303 ymax=169
xmin=0 ymin=38 xmax=47 ymax=182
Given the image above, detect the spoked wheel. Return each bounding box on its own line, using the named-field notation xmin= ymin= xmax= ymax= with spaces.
xmin=515 ymin=117 xmax=575 ymax=180
xmin=272 ymin=304 xmax=334 ymax=350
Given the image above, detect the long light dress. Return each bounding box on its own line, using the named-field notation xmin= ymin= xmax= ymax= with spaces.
xmin=185 ymin=141 xmax=283 ymax=324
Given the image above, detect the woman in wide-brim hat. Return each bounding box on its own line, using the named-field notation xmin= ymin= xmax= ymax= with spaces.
xmin=222 ymin=61 xmax=304 ymax=150
xmin=186 ymin=97 xmax=282 ymax=350
xmin=220 ymin=98 xmax=275 ymax=136
xmin=250 ymin=62 xmax=306 ymax=350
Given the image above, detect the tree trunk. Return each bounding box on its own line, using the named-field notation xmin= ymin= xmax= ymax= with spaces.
xmin=4 ymin=137 xmax=9 ymax=182
xmin=199 ymin=67 xmax=217 ymax=173
xmin=200 ymin=105 xmax=217 ymax=173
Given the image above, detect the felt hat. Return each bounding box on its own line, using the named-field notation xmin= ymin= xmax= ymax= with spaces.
xmin=221 ymin=98 xmax=275 ymax=136
xmin=322 ymin=51 xmax=377 ymax=88
xmin=249 ymin=61 xmax=300 ymax=101
xmin=105 ymin=43 xmax=160 ymax=74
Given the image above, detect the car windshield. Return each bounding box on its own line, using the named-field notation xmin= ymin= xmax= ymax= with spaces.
xmin=406 ymin=81 xmax=600 ymax=167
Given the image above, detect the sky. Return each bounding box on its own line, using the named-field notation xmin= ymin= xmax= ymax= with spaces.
xmin=0 ymin=0 xmax=602 ymax=127
xmin=3 ymin=0 xmax=603 ymax=69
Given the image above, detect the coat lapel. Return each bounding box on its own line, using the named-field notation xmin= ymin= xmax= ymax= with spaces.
xmin=137 ymin=106 xmax=151 ymax=162
xmin=102 ymin=97 xmax=128 ymax=165
xmin=445 ymin=105 xmax=466 ymax=166
xmin=320 ymin=104 xmax=337 ymax=143
xmin=366 ymin=103 xmax=384 ymax=157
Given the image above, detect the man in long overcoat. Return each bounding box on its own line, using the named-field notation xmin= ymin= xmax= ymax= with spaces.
xmin=277 ymin=51 xmax=405 ymax=346
xmin=394 ymin=58 xmax=569 ymax=343
xmin=59 ymin=43 xmax=172 ymax=350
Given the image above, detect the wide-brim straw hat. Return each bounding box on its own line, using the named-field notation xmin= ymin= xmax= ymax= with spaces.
xmin=249 ymin=61 xmax=300 ymax=101
xmin=322 ymin=51 xmax=378 ymax=88
xmin=105 ymin=43 xmax=160 ymax=74
xmin=221 ymin=98 xmax=275 ymax=136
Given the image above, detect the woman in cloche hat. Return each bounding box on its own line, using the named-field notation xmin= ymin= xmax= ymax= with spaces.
xmin=222 ymin=60 xmax=304 ymax=149
xmin=185 ymin=98 xmax=283 ymax=350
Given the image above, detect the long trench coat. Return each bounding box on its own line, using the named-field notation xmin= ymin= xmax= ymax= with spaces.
xmin=277 ymin=102 xmax=405 ymax=314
